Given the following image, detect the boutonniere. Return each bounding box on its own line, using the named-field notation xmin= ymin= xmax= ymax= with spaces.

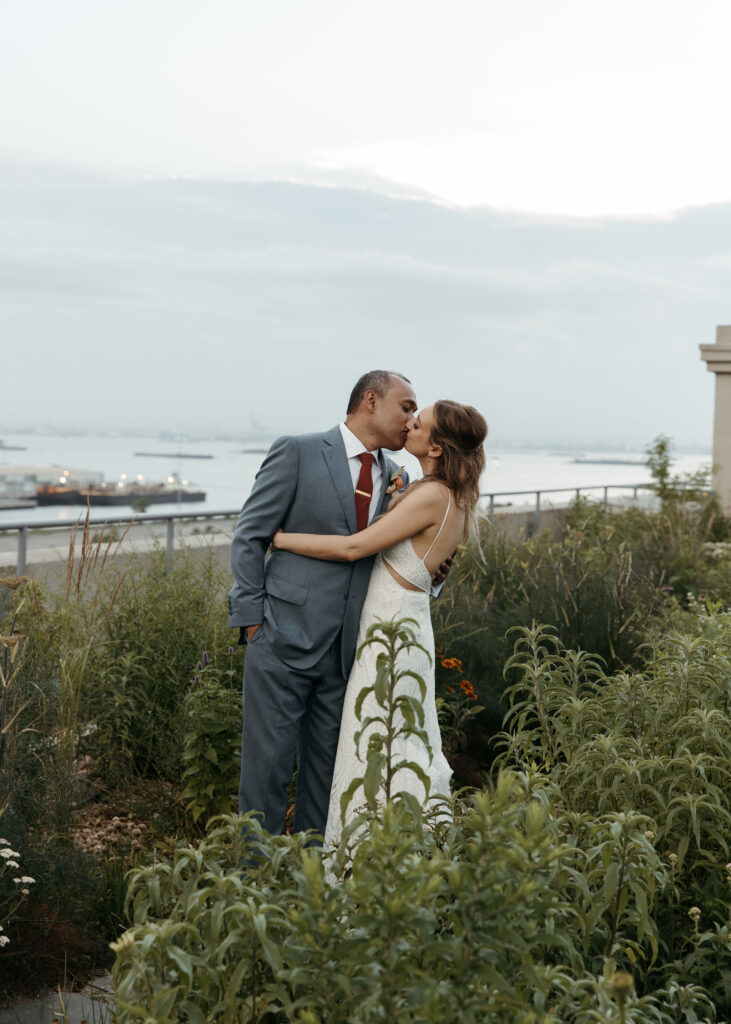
xmin=386 ymin=466 xmax=405 ymax=496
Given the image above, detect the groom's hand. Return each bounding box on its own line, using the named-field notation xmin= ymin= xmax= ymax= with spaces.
xmin=431 ymin=552 xmax=455 ymax=586
xmin=239 ymin=624 xmax=261 ymax=644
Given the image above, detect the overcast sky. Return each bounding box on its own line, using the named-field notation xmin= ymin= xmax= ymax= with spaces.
xmin=1 ymin=1 xmax=728 ymax=447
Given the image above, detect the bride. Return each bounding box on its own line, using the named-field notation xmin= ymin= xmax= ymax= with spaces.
xmin=273 ymin=400 xmax=488 ymax=845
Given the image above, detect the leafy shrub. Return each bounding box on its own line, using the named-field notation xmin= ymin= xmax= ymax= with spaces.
xmin=179 ymin=648 xmax=242 ymax=826
xmin=86 ymin=543 xmax=234 ymax=781
xmin=111 ymin=615 xmax=726 ymax=1022
xmin=497 ymin=604 xmax=731 ymax=1011
xmin=434 ymin=493 xmax=731 ymax=710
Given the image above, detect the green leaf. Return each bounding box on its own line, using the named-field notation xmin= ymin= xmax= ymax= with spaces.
xmin=363 ymin=752 xmax=386 ymax=808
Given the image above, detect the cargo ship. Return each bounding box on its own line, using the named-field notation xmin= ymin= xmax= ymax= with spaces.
xmin=37 ymin=476 xmax=206 ymax=507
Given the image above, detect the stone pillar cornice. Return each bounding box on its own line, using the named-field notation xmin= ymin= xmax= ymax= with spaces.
xmin=700 ymin=346 xmax=731 ymax=372
xmin=700 ymin=325 xmax=731 ymax=371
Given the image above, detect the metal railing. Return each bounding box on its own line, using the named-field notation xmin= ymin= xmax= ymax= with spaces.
xmin=479 ymin=481 xmax=661 ymax=528
xmin=1 ymin=480 xmax=708 ymax=574
xmin=0 ymin=481 xmax=667 ymax=577
xmin=0 ymin=508 xmax=240 ymax=575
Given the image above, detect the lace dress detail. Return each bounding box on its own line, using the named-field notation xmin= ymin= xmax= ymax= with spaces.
xmin=324 ymin=494 xmax=453 ymax=848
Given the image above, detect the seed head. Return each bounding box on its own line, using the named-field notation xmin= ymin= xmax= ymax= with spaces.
xmin=610 ymin=971 xmax=634 ymax=1005
xmin=110 ymin=930 xmax=136 ymax=954
xmin=643 ymin=830 xmax=655 ymax=842
xmin=688 ymin=906 xmax=701 ymax=924
xmin=0 ymin=576 xmax=29 ymax=590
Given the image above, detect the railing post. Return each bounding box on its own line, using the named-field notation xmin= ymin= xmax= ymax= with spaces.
xmin=165 ymin=517 xmax=175 ymax=573
xmin=489 ymin=493 xmax=494 ymax=519
xmin=534 ymin=491 xmax=541 ymax=530
xmin=603 ymin=486 xmax=609 ymax=506
xmin=17 ymin=527 xmax=28 ymax=575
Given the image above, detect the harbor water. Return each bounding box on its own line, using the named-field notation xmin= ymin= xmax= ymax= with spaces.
xmin=0 ymin=431 xmax=712 ymax=528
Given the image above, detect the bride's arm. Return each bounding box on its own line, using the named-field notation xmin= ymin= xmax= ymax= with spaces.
xmin=272 ymin=484 xmax=446 ymax=562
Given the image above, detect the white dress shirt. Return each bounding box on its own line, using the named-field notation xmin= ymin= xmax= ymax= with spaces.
xmin=339 ymin=422 xmax=383 ymax=525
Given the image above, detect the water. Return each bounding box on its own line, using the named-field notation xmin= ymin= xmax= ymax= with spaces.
xmin=0 ymin=430 xmax=712 ymax=527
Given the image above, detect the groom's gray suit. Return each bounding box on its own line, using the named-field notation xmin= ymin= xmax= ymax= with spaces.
xmin=228 ymin=425 xmax=406 ymax=837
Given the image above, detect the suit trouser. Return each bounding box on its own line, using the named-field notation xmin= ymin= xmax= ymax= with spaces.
xmin=238 ymin=624 xmax=348 ymax=839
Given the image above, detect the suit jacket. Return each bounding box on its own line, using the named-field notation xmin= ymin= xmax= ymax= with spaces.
xmin=228 ymin=425 xmax=407 ymax=677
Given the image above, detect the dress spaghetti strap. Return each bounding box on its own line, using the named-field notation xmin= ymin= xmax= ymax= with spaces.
xmin=422 ymin=490 xmax=452 ymax=563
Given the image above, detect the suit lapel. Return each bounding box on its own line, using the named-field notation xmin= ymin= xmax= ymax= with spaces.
xmin=322 ymin=426 xmax=357 ymax=533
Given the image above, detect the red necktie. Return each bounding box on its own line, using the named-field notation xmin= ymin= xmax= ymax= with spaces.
xmin=355 ymin=452 xmax=375 ymax=531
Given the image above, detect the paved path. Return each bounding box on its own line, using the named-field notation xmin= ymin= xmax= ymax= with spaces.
xmin=0 ymin=976 xmax=114 ymax=1024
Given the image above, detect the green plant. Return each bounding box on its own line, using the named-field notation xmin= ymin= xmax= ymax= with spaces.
xmin=433 ymin=484 xmax=731 ymax=716
xmin=496 ymin=609 xmax=731 ymax=1010
xmin=110 ymin=615 xmax=724 ymax=1022
xmin=86 ymin=542 xmax=234 ymax=781
xmin=0 ymin=835 xmax=35 ymax=948
xmin=338 ymin=617 xmax=434 ymax=821
xmin=179 ymin=647 xmax=242 ymax=826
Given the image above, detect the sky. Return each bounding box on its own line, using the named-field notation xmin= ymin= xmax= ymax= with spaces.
xmin=1 ymin=0 xmax=729 ymax=447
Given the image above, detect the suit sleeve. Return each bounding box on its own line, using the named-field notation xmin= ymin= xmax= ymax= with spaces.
xmin=228 ymin=435 xmax=299 ymax=628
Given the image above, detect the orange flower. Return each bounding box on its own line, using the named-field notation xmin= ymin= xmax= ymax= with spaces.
xmin=446 ymin=686 xmax=455 ymax=694
xmin=440 ymin=657 xmax=464 ymax=671
xmin=460 ymin=679 xmax=477 ymax=701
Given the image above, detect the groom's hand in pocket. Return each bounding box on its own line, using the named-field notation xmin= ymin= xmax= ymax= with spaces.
xmin=239 ymin=624 xmax=262 ymax=645
xmin=431 ymin=552 xmax=456 ymax=587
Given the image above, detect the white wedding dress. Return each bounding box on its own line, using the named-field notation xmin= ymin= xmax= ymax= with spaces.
xmin=324 ymin=495 xmax=454 ymax=847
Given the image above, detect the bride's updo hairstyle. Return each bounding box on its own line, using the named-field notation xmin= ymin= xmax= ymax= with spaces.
xmin=430 ymin=400 xmax=487 ymax=525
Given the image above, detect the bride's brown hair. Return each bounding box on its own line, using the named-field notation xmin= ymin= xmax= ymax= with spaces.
xmin=391 ymin=400 xmax=488 ymax=540
xmin=429 ymin=400 xmax=487 ymax=531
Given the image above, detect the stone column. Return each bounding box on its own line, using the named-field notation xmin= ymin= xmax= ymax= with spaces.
xmin=699 ymin=325 xmax=731 ymax=512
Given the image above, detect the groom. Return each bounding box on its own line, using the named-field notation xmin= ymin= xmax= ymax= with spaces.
xmin=229 ymin=370 xmax=419 ymax=839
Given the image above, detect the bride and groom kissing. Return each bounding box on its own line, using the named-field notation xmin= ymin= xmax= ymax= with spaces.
xmin=228 ymin=370 xmax=487 ymax=846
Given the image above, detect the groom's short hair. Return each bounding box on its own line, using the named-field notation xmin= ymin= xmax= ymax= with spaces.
xmin=347 ymin=370 xmax=411 ymax=414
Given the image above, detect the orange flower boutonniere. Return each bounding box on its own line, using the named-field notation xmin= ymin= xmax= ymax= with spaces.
xmin=386 ymin=466 xmax=405 ymax=496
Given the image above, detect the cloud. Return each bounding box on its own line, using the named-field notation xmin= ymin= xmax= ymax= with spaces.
xmin=0 ymin=159 xmax=724 ymax=448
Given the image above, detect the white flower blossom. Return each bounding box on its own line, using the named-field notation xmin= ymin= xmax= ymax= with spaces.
xmin=0 ymin=935 xmax=10 ymax=947
xmin=0 ymin=839 xmax=9 ymax=846
xmin=21 ymin=888 xmax=30 ymax=895
xmin=20 ymin=876 xmax=35 ymax=884
xmin=13 ymin=878 xmax=22 ymax=884
xmin=5 ymin=861 xmax=19 ymax=869
xmin=0 ymin=849 xmax=19 ymax=859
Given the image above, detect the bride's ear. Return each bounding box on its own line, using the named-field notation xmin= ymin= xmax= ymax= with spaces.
xmin=428 ymin=441 xmax=443 ymax=460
